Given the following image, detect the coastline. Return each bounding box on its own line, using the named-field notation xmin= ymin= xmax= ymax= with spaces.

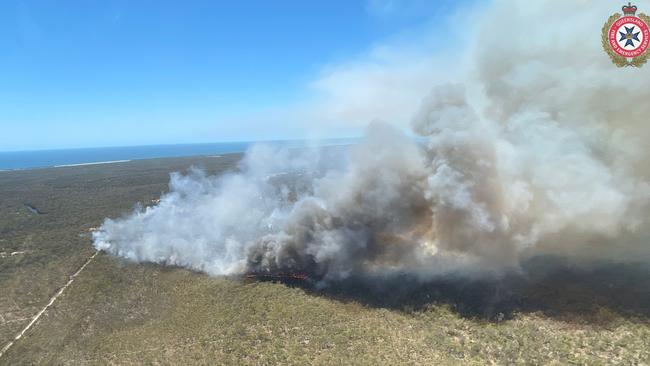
xmin=54 ymin=160 xmax=132 ymax=168
xmin=0 ymin=139 xmax=359 ymax=172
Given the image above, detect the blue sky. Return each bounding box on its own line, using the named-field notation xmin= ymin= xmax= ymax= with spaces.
xmin=0 ymin=0 xmax=473 ymax=151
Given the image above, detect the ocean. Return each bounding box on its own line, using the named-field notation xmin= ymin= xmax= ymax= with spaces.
xmin=0 ymin=139 xmax=357 ymax=171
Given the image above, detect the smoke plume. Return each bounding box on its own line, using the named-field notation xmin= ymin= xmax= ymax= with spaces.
xmin=93 ymin=0 xmax=650 ymax=281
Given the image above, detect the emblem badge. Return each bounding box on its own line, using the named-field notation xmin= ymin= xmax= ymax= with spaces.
xmin=602 ymin=2 xmax=650 ymax=67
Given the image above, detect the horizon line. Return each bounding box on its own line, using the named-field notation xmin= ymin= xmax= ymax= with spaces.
xmin=0 ymin=136 xmax=363 ymax=154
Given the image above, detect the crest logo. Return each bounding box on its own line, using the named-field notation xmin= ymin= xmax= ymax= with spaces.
xmin=603 ymin=2 xmax=650 ymax=67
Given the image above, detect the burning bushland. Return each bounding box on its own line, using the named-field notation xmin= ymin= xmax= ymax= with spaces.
xmin=93 ymin=1 xmax=650 ymax=286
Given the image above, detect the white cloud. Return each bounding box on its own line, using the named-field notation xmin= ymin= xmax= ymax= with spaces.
xmin=218 ymin=1 xmax=481 ymax=140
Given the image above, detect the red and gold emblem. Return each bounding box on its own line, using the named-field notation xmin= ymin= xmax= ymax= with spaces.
xmin=602 ymin=2 xmax=650 ymax=67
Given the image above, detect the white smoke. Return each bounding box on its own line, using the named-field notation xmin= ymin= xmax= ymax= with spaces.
xmin=94 ymin=0 xmax=650 ymax=280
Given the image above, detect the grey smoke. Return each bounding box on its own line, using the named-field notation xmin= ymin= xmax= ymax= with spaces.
xmin=93 ymin=0 xmax=650 ymax=280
